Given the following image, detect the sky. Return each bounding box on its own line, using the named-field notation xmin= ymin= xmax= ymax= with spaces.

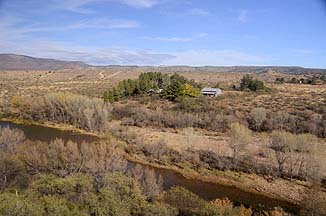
xmin=0 ymin=0 xmax=325 ymax=67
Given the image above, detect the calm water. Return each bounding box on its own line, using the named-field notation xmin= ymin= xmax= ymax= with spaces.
xmin=130 ymin=163 xmax=300 ymax=213
xmin=0 ymin=120 xmax=300 ymax=213
xmin=0 ymin=121 xmax=98 ymax=143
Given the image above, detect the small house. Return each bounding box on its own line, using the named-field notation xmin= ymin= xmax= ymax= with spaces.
xmin=201 ymin=87 xmax=222 ymax=97
xmin=148 ymin=88 xmax=163 ymax=94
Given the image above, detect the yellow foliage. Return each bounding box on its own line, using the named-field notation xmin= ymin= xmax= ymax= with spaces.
xmin=211 ymin=198 xmax=232 ymax=207
xmin=10 ymin=95 xmax=31 ymax=109
xmin=182 ymin=84 xmax=200 ymax=97
xmin=269 ymin=207 xmax=285 ymax=216
xmin=239 ymin=205 xmax=252 ymax=216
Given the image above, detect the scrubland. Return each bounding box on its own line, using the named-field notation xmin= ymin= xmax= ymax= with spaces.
xmin=0 ymin=68 xmax=326 ymax=215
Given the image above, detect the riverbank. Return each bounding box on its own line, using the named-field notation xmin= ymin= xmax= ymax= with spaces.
xmin=0 ymin=117 xmax=102 ymax=138
xmin=1 ymin=118 xmax=321 ymax=213
xmin=125 ymin=153 xmax=308 ymax=205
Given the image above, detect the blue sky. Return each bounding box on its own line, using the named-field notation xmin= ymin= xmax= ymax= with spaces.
xmin=0 ymin=0 xmax=325 ymax=67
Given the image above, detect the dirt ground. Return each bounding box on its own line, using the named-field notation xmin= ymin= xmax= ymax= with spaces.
xmin=0 ymin=68 xmax=304 ymax=99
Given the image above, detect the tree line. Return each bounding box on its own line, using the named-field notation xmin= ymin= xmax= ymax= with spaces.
xmin=275 ymin=74 xmax=326 ymax=85
xmin=10 ymin=92 xmax=111 ymax=132
xmin=104 ymin=73 xmax=268 ymax=103
xmin=104 ymin=72 xmax=202 ymax=102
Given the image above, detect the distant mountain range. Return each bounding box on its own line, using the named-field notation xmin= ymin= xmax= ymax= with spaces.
xmin=0 ymin=54 xmax=89 ymax=70
xmin=0 ymin=53 xmax=325 ymax=74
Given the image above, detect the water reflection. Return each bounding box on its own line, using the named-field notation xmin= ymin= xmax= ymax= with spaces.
xmin=0 ymin=121 xmax=98 ymax=143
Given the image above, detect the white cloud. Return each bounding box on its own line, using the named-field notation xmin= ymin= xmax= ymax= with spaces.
xmin=293 ymin=49 xmax=315 ymax=55
xmin=118 ymin=0 xmax=158 ymax=8
xmin=0 ymin=37 xmax=174 ymax=65
xmin=186 ymin=8 xmax=210 ymax=16
xmin=25 ymin=19 xmax=140 ymax=32
xmin=57 ymin=0 xmax=97 ymax=14
xmin=238 ymin=10 xmax=248 ymax=23
xmin=161 ymin=50 xmax=270 ymax=66
xmin=143 ymin=33 xmax=208 ymax=42
xmin=160 ymin=7 xmax=210 ymax=17
xmin=52 ymin=0 xmax=159 ymax=13
xmin=0 ymin=14 xmax=268 ymax=66
xmin=0 ymin=17 xmax=140 ymax=37
xmin=0 ymin=32 xmax=270 ymax=66
xmin=0 ymin=11 xmax=268 ymax=66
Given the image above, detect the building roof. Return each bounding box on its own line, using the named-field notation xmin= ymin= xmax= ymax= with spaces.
xmin=148 ymin=88 xmax=163 ymax=93
xmin=201 ymin=87 xmax=222 ymax=92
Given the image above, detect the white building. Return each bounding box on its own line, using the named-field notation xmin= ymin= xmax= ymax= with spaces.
xmin=201 ymin=87 xmax=222 ymax=97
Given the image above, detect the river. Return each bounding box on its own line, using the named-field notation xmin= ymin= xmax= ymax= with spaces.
xmin=0 ymin=120 xmax=300 ymax=213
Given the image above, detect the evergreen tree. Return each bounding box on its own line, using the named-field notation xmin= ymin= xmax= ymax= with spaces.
xmin=240 ymin=75 xmax=265 ymax=92
xmin=240 ymin=75 xmax=253 ymax=91
xmin=162 ymin=74 xmax=185 ymax=101
xmin=248 ymin=79 xmax=264 ymax=91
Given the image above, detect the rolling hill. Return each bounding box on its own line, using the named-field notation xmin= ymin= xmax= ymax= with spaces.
xmin=0 ymin=54 xmax=89 ymax=70
xmin=0 ymin=53 xmax=325 ymax=74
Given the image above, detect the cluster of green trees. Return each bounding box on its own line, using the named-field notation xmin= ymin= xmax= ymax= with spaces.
xmin=239 ymin=75 xmax=265 ymax=92
xmin=292 ymin=75 xmax=326 ymax=85
xmin=274 ymin=77 xmax=286 ymax=84
xmin=275 ymin=74 xmax=326 ymax=85
xmin=104 ymin=72 xmax=201 ymax=102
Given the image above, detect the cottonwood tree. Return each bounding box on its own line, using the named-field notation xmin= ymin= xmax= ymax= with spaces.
xmin=267 ymin=131 xmax=323 ymax=180
xmin=141 ymin=167 xmax=163 ymax=199
xmin=249 ymin=108 xmax=267 ymax=131
xmin=182 ymin=127 xmax=196 ymax=150
xmin=0 ymin=127 xmax=27 ymax=190
xmin=19 ymin=139 xmax=127 ymax=177
xmin=273 ymin=111 xmax=291 ymax=130
xmin=268 ymin=131 xmax=294 ymax=177
xmin=229 ymin=123 xmax=251 ymax=169
xmin=129 ymin=164 xmax=163 ymax=200
xmin=142 ymin=139 xmax=168 ymax=162
xmin=300 ymin=134 xmax=325 ymax=181
xmin=11 ymin=92 xmax=112 ymax=132
xmin=0 ymin=127 xmax=25 ymax=154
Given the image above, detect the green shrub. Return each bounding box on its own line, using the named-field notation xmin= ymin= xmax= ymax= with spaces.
xmin=32 ymin=174 xmax=95 ymax=204
xmin=240 ymin=75 xmax=265 ymax=92
xmin=162 ymin=186 xmax=205 ymax=214
xmin=88 ymin=189 xmax=130 ymax=216
xmin=141 ymin=202 xmax=178 ymax=216
xmin=0 ymin=155 xmax=30 ymax=190
xmin=102 ymin=173 xmax=147 ymax=215
xmin=40 ymin=195 xmax=85 ymax=216
xmin=163 ymin=187 xmax=243 ymax=215
xmin=0 ymin=193 xmax=44 ymax=216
